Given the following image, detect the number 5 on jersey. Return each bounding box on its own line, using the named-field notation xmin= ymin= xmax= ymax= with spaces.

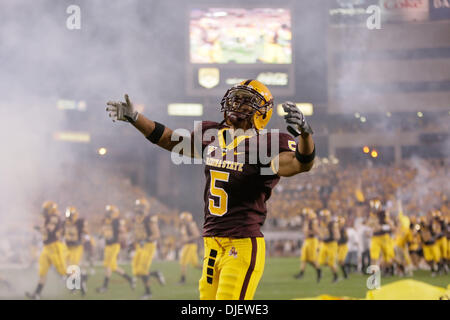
xmin=208 ymin=170 xmax=230 ymax=216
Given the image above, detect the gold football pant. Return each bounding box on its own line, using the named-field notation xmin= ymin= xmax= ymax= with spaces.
xmin=39 ymin=241 xmax=67 ymax=277
xmin=300 ymin=237 xmax=319 ymax=263
xmin=370 ymin=234 xmax=394 ymax=263
xmin=132 ymin=242 xmax=156 ymax=276
xmin=337 ymin=243 xmax=348 ymax=264
xmin=423 ymin=243 xmax=441 ymax=263
xmin=318 ymin=241 xmax=338 ymax=267
xmin=199 ymin=237 xmax=265 ymax=300
xmin=66 ymin=245 xmax=84 ymax=266
xmin=448 ymin=239 xmax=450 ymax=260
xmin=395 ymin=245 xmax=412 ymax=266
xmin=435 ymin=237 xmax=448 ymax=260
xmin=180 ymin=243 xmax=199 ymax=267
xmin=103 ymin=243 xmax=121 ymax=271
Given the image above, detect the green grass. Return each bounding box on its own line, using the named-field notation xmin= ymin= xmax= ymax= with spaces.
xmin=3 ymin=257 xmax=449 ymax=300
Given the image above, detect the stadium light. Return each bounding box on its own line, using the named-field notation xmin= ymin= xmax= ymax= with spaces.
xmin=363 ymin=146 xmax=370 ymax=153
xmin=53 ymin=131 xmax=90 ymax=143
xmin=354 ymin=112 xmax=360 ymax=118
xmin=417 ymin=111 xmax=423 ymax=118
xmin=331 ymin=157 xmax=339 ymax=164
xmin=371 ymin=150 xmax=378 ymax=158
xmin=168 ymin=103 xmax=203 ymax=116
xmin=57 ymin=99 xmax=87 ymax=111
xmin=360 ymin=116 xmax=367 ymax=123
xmin=98 ymin=147 xmax=107 ymax=156
xmin=277 ymin=103 xmax=313 ymax=116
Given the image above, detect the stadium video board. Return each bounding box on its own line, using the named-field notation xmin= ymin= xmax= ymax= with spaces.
xmin=186 ymin=7 xmax=295 ymax=97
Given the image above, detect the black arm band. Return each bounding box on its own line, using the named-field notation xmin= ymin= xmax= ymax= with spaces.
xmin=295 ymin=145 xmax=315 ymax=164
xmin=146 ymin=121 xmax=165 ymax=144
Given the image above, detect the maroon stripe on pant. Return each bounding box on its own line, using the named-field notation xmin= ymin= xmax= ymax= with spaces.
xmin=239 ymin=238 xmax=257 ymax=300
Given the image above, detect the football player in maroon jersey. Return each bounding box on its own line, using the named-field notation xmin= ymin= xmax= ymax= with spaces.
xmin=106 ymin=79 xmax=315 ymax=299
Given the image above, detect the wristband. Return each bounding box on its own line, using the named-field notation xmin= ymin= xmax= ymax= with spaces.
xmin=146 ymin=121 xmax=165 ymax=144
xmin=295 ymin=145 xmax=315 ymax=164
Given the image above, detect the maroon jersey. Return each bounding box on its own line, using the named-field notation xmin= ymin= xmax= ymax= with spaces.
xmin=42 ymin=214 xmax=63 ymax=245
xmin=191 ymin=121 xmax=297 ymax=238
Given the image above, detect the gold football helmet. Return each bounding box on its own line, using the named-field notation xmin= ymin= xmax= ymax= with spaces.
xmin=135 ymin=198 xmax=150 ymax=215
xmin=369 ymin=199 xmax=382 ymax=211
xmin=319 ymin=209 xmax=331 ymax=221
xmin=180 ymin=211 xmax=193 ymax=222
xmin=42 ymin=201 xmax=58 ymax=216
xmin=65 ymin=206 xmax=79 ymax=221
xmin=430 ymin=209 xmax=442 ymax=220
xmin=220 ymin=79 xmax=273 ymax=130
xmin=105 ymin=205 xmax=120 ymax=219
xmin=302 ymin=208 xmax=316 ymax=220
xmin=419 ymin=215 xmax=428 ymax=226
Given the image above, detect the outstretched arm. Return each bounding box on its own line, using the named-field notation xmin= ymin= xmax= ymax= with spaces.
xmin=276 ymin=102 xmax=315 ymax=177
xmin=106 ymin=94 xmax=195 ymax=156
xmin=130 ymin=111 xmax=183 ymax=152
xmin=277 ymin=133 xmax=315 ymax=177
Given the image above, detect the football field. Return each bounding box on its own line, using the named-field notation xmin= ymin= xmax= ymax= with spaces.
xmin=4 ymin=257 xmax=449 ymax=300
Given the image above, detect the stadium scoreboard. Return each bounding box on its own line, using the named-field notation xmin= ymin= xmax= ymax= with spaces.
xmin=186 ymin=7 xmax=295 ymax=97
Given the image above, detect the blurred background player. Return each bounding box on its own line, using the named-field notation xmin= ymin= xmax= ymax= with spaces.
xmin=345 ymin=221 xmax=360 ymax=274
xmin=337 ymin=216 xmax=349 ymax=279
xmin=446 ymin=213 xmax=450 ymax=270
xmin=294 ymin=208 xmax=321 ymax=282
xmin=178 ymin=211 xmax=201 ymax=284
xmin=355 ymin=216 xmax=372 ymax=274
xmin=317 ymin=209 xmax=340 ymax=283
xmin=407 ymin=217 xmax=423 ymax=270
xmin=368 ymin=200 xmax=395 ymax=276
xmin=0 ymin=274 xmax=12 ymax=291
xmin=431 ymin=210 xmax=448 ymax=274
xmin=83 ymin=233 xmax=96 ymax=275
xmin=131 ymin=198 xmax=165 ymax=299
xmin=418 ymin=215 xmax=440 ymax=276
xmin=96 ymin=205 xmax=135 ymax=293
xmin=26 ymin=201 xmax=67 ymax=300
xmin=63 ymin=206 xmax=89 ymax=295
xmin=393 ymin=205 xmax=413 ymax=276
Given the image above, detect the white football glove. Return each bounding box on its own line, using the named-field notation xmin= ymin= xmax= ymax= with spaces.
xmin=106 ymin=94 xmax=139 ymax=123
xmin=282 ymin=101 xmax=314 ymax=137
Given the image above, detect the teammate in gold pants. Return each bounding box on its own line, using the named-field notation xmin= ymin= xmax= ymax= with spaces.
xmin=294 ymin=209 xmax=321 ymax=282
xmin=131 ymin=198 xmax=165 ymax=299
xmin=26 ymin=201 xmax=67 ymax=300
xmin=63 ymin=206 xmax=89 ymax=295
xmin=97 ymin=205 xmax=135 ymax=293
xmin=178 ymin=212 xmax=201 ymax=284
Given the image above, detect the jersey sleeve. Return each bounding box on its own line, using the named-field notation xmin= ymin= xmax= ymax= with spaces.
xmin=190 ymin=121 xmax=219 ymax=158
xmin=278 ymin=132 xmax=297 ymax=153
xmin=259 ymin=132 xmax=297 ymax=176
xmin=113 ymin=219 xmax=120 ymax=238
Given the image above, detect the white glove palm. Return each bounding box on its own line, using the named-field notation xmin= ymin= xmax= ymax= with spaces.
xmin=106 ymin=94 xmax=139 ymax=123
